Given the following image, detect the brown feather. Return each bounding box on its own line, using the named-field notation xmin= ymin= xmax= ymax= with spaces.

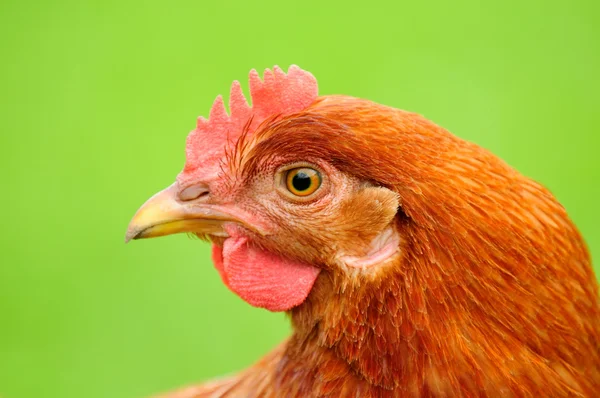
xmin=163 ymin=95 xmax=600 ymax=397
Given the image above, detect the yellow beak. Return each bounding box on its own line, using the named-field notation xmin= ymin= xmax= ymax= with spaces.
xmin=125 ymin=183 xmax=235 ymax=243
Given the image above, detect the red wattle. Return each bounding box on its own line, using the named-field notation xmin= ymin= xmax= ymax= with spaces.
xmin=211 ymin=238 xmax=320 ymax=312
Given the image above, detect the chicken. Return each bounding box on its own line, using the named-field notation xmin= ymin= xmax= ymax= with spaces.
xmin=126 ymin=65 xmax=600 ymax=397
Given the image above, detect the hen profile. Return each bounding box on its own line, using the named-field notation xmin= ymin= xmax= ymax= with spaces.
xmin=126 ymin=65 xmax=600 ymax=397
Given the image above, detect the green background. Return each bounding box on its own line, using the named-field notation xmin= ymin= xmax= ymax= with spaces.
xmin=1 ymin=1 xmax=599 ymax=397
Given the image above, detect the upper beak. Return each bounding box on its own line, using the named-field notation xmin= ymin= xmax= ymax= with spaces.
xmin=125 ymin=183 xmax=236 ymax=243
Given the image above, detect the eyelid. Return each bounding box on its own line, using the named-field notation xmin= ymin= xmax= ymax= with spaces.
xmin=277 ymin=161 xmax=321 ymax=173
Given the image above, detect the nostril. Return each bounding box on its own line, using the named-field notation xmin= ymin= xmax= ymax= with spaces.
xmin=179 ymin=183 xmax=210 ymax=201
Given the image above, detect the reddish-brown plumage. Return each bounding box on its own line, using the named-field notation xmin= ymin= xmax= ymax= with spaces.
xmin=154 ymin=95 xmax=600 ymax=397
xmin=126 ymin=67 xmax=600 ymax=397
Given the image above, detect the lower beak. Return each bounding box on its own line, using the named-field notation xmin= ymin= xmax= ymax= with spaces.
xmin=125 ymin=183 xmax=234 ymax=243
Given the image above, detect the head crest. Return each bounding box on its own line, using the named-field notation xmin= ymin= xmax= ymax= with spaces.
xmin=178 ymin=65 xmax=318 ymax=184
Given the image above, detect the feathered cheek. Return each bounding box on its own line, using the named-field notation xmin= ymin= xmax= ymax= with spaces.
xmin=334 ymin=186 xmax=401 ymax=270
xmin=338 ymin=225 xmax=401 ymax=270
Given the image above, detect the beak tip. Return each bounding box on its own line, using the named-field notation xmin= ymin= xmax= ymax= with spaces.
xmin=124 ymin=227 xmax=140 ymax=244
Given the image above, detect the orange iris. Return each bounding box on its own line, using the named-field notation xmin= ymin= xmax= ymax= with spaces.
xmin=285 ymin=168 xmax=321 ymax=197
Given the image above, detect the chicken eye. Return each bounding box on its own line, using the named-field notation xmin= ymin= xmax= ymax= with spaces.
xmin=285 ymin=168 xmax=321 ymax=197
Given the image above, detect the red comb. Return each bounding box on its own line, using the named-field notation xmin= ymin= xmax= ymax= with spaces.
xmin=178 ymin=65 xmax=318 ymax=185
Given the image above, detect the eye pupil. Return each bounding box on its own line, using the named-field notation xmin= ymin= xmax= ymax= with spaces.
xmin=292 ymin=172 xmax=312 ymax=191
